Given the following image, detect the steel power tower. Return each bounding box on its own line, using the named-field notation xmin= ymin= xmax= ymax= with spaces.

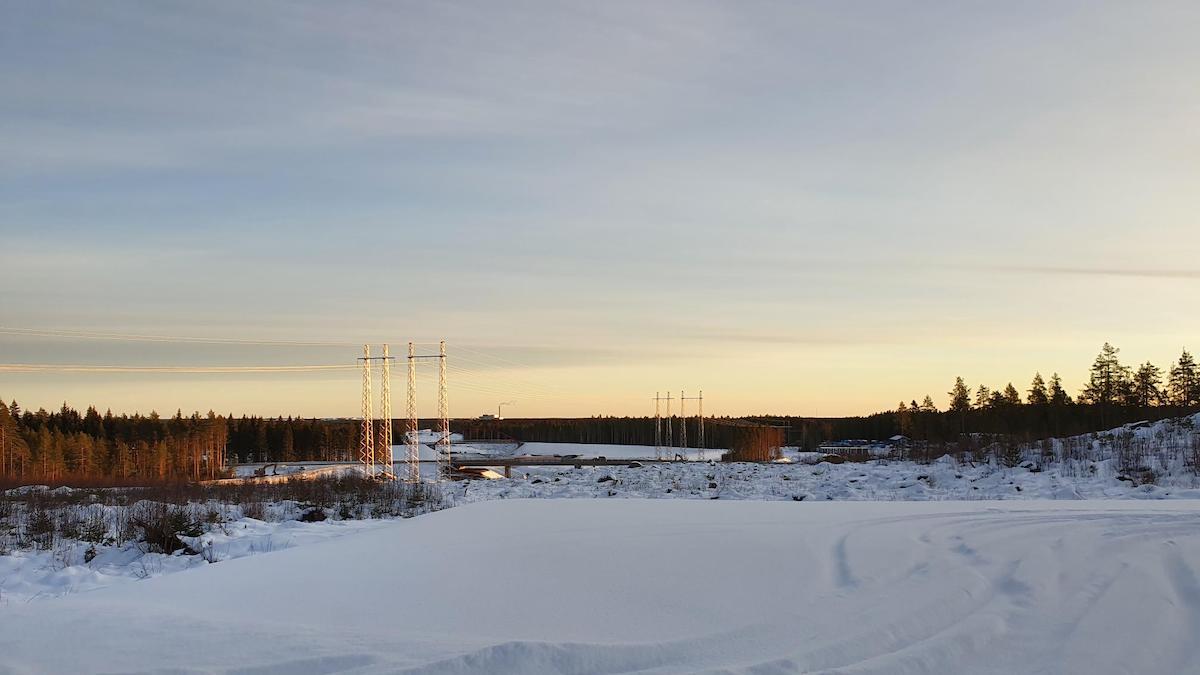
xmin=406 ymin=341 xmax=450 ymax=482
xmin=406 ymin=342 xmax=419 ymax=482
xmin=359 ymin=345 xmax=374 ymax=475
xmin=681 ymin=390 xmax=704 ymax=460
xmin=657 ymin=392 xmax=664 ymax=459
xmin=358 ymin=345 xmax=397 ymax=479
xmin=437 ymin=340 xmax=450 ymax=481
xmin=377 ymin=344 xmax=394 ymax=479
xmin=664 ymin=391 xmax=673 ymax=455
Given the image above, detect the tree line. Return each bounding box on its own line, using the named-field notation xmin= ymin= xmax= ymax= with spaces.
xmin=881 ymin=344 xmax=1196 ymax=444
xmin=739 ymin=345 xmax=1199 ymax=449
xmin=0 ymin=401 xmax=360 ymax=483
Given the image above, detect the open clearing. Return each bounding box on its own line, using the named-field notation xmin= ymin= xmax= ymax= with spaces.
xmin=3 ymin=498 xmax=1199 ymax=674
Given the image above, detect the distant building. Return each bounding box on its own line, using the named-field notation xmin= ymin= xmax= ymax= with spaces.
xmin=479 ymin=413 xmax=497 ymax=421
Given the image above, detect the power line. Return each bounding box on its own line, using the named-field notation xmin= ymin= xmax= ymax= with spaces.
xmin=442 ymin=362 xmax=556 ymax=398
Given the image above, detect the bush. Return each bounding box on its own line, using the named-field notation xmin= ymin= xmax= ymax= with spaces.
xmin=131 ymin=504 xmax=203 ymax=554
xmin=78 ymin=514 xmax=109 ymax=544
xmin=299 ymin=508 xmax=327 ymax=522
xmin=27 ymin=509 xmax=56 ymax=549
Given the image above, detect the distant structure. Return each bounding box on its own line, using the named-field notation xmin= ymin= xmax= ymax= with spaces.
xmin=681 ymin=390 xmax=704 ymax=459
xmin=653 ymin=390 xmax=704 ymax=459
xmin=358 ymin=344 xmax=396 ymax=480
xmin=406 ymin=341 xmax=451 ymax=482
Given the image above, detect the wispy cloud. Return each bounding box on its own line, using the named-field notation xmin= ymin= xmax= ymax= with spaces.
xmin=971 ymin=265 xmax=1200 ymax=281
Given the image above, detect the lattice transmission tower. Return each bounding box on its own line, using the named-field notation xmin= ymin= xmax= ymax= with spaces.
xmin=652 ymin=392 xmax=664 ymax=459
xmin=358 ymin=345 xmax=396 ymax=479
xmin=405 ymin=341 xmax=450 ymax=482
xmin=665 ymin=391 xmax=673 ymax=456
xmin=681 ymin=390 xmax=704 ymax=460
xmin=359 ymin=345 xmax=374 ymax=475
xmin=377 ymin=344 xmax=395 ymax=479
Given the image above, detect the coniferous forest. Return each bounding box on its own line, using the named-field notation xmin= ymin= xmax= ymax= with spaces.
xmin=2 ymin=344 xmax=1197 ymax=482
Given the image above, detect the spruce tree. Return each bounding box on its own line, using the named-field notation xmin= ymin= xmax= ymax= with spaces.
xmin=948 ymin=378 xmax=971 ymax=413
xmin=1027 ymin=372 xmax=1049 ymax=405
xmin=1168 ymin=349 xmax=1200 ymax=407
xmin=1048 ymin=373 xmax=1071 ymax=406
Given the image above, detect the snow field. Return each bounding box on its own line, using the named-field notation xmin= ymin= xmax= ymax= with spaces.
xmin=2 ymin=499 xmax=1199 ymax=674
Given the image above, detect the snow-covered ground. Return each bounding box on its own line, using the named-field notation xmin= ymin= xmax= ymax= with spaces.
xmin=4 ymin=416 xmax=1200 ymax=672
xmin=0 ymin=517 xmax=390 ymax=606
xmin=3 ymin=499 xmax=1199 ymax=674
xmin=455 ymin=452 xmax=1200 ymax=503
xmin=515 ymin=441 xmax=724 ymax=461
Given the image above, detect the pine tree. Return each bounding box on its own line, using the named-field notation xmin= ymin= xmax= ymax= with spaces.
xmin=1168 ymin=349 xmax=1200 ymax=407
xmin=1132 ymin=361 xmax=1164 ymax=407
xmin=1081 ymin=343 xmax=1132 ymax=430
xmin=1002 ymin=383 xmax=1021 ymax=405
xmin=896 ymin=401 xmax=912 ymax=436
xmin=0 ymin=400 xmax=32 ymax=477
xmin=948 ymin=378 xmax=971 ymax=412
xmin=975 ymin=385 xmax=992 ymax=409
xmin=1027 ymin=372 xmax=1049 ymax=405
xmin=1048 ymin=373 xmax=1071 ymax=406
xmin=989 ymin=390 xmax=1006 ymax=408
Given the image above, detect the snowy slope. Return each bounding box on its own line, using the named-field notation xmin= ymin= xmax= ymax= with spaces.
xmin=4 ymin=499 xmax=1200 ymax=674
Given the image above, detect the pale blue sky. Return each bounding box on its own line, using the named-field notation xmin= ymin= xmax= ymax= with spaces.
xmin=2 ymin=1 xmax=1198 ymax=417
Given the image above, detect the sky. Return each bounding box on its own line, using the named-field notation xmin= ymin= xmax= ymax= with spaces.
xmin=2 ymin=1 xmax=1198 ymax=419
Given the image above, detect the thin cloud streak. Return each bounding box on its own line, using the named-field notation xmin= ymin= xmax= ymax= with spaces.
xmin=976 ymin=265 xmax=1200 ymax=281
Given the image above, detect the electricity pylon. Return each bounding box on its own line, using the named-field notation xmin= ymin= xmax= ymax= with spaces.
xmin=437 ymin=340 xmax=451 ymax=481
xmin=652 ymin=392 xmax=665 ymax=459
xmin=359 ymin=345 xmax=396 ymax=479
xmin=680 ymin=390 xmax=687 ymax=450
xmin=406 ymin=341 xmax=450 ymax=482
xmin=359 ymin=345 xmax=374 ymax=476
xmin=665 ymin=392 xmax=673 ymax=455
xmin=681 ymin=390 xmax=704 ymax=460
xmin=406 ymin=342 xmax=419 ymax=482
xmin=377 ymin=344 xmax=394 ymax=479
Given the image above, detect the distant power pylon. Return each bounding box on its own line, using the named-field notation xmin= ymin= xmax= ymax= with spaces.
xmin=407 ymin=341 xmax=450 ymax=482
xmin=652 ymin=392 xmax=665 ymax=459
xmin=654 ymin=389 xmax=703 ymax=461
xmin=358 ymin=345 xmax=396 ymax=479
xmin=377 ymin=344 xmax=394 ymax=479
xmin=360 ymin=345 xmax=374 ymax=474
xmin=681 ymin=390 xmax=704 ymax=460
xmin=665 ymin=392 xmax=673 ymax=454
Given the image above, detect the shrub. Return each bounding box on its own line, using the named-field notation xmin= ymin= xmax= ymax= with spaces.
xmin=26 ymin=509 xmax=56 ymax=549
xmin=299 ymin=508 xmax=327 ymax=522
xmin=78 ymin=514 xmax=109 ymax=544
xmin=131 ymin=504 xmax=203 ymax=554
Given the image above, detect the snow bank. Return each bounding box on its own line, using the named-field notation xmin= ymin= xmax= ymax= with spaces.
xmin=3 ymin=499 xmax=1199 ymax=673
